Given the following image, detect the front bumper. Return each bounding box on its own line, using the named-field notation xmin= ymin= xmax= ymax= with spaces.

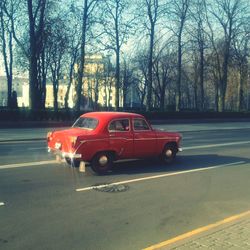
xmin=48 ymin=147 xmax=82 ymax=159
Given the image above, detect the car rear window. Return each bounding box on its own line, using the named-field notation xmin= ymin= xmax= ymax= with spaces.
xmin=72 ymin=117 xmax=98 ymax=130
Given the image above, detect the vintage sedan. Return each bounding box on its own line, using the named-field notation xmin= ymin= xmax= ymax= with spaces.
xmin=47 ymin=112 xmax=182 ymax=174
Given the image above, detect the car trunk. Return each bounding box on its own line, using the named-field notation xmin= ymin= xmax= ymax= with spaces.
xmin=48 ymin=127 xmax=94 ymax=153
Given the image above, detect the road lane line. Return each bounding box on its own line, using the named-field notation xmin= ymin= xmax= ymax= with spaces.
xmin=143 ymin=210 xmax=250 ymax=250
xmin=0 ymin=202 xmax=5 ymax=206
xmin=0 ymin=160 xmax=57 ymax=170
xmin=76 ymin=161 xmax=245 ymax=192
xmin=183 ymin=140 xmax=250 ymax=150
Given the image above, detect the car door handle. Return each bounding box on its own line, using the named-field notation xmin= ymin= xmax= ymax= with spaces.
xmin=109 ymin=134 xmax=115 ymax=137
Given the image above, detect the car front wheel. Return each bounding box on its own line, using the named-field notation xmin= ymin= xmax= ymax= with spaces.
xmin=161 ymin=144 xmax=177 ymax=164
xmin=91 ymin=152 xmax=113 ymax=175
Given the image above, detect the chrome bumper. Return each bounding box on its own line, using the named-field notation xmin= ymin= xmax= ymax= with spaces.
xmin=48 ymin=147 xmax=82 ymax=159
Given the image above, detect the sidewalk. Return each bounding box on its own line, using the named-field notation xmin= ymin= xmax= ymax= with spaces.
xmin=144 ymin=211 xmax=250 ymax=250
xmin=164 ymin=212 xmax=250 ymax=250
xmin=0 ymin=121 xmax=250 ymax=142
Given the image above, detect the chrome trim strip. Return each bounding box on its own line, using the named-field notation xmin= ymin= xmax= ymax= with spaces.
xmin=79 ymin=137 xmax=177 ymax=142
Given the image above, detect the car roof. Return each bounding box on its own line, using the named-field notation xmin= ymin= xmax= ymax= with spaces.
xmin=81 ymin=111 xmax=144 ymax=120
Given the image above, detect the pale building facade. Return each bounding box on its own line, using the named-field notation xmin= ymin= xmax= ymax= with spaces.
xmin=73 ymin=54 xmax=117 ymax=109
xmin=0 ymin=54 xmax=118 ymax=109
xmin=45 ymin=84 xmax=74 ymax=108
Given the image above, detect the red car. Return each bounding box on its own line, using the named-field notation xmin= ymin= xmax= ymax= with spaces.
xmin=47 ymin=112 xmax=182 ymax=174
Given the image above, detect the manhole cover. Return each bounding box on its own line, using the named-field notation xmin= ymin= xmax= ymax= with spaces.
xmin=92 ymin=183 xmax=129 ymax=193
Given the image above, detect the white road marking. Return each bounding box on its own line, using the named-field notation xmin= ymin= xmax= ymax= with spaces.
xmin=0 ymin=160 xmax=57 ymax=170
xmin=76 ymin=161 xmax=245 ymax=192
xmin=183 ymin=141 xmax=250 ymax=150
xmin=0 ymin=202 xmax=5 ymax=206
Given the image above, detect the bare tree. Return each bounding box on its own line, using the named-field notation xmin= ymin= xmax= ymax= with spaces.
xmin=47 ymin=16 xmax=68 ymax=112
xmin=98 ymin=0 xmax=134 ymax=110
xmin=152 ymin=47 xmax=175 ymax=110
xmin=4 ymin=0 xmax=49 ymax=109
xmin=64 ymin=3 xmax=81 ymax=109
xmin=26 ymin=0 xmax=47 ymax=109
xmin=120 ymin=56 xmax=135 ymax=108
xmin=189 ymin=0 xmax=207 ymax=110
xmin=208 ymin=0 xmax=248 ymax=111
xmin=102 ymin=57 xmax=114 ymax=109
xmin=168 ymin=0 xmax=190 ymax=111
xmin=230 ymin=19 xmax=249 ymax=111
xmin=0 ymin=0 xmax=13 ymax=108
xmin=75 ymin=0 xmax=99 ymax=112
xmin=139 ymin=0 xmax=161 ymax=111
xmin=133 ymin=49 xmax=148 ymax=109
xmin=64 ymin=43 xmax=80 ymax=109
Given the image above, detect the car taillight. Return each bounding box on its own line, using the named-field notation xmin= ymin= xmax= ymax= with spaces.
xmin=70 ymin=136 xmax=78 ymax=148
xmin=47 ymin=131 xmax=53 ymax=142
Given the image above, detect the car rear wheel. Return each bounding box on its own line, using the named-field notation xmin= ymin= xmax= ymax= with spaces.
xmin=161 ymin=144 xmax=177 ymax=164
xmin=91 ymin=152 xmax=113 ymax=175
xmin=65 ymin=157 xmax=80 ymax=168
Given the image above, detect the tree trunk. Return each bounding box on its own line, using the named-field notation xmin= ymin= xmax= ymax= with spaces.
xmin=53 ymin=79 xmax=58 ymax=112
xmin=27 ymin=0 xmax=46 ymax=110
xmin=176 ymin=32 xmax=182 ymax=112
xmin=159 ymin=88 xmax=165 ymax=111
xmin=199 ymin=43 xmax=204 ymax=110
xmin=194 ymin=70 xmax=198 ymax=110
xmin=146 ymin=25 xmax=154 ymax=111
xmin=237 ymin=63 xmax=247 ymax=111
xmin=220 ymin=46 xmax=230 ymax=112
xmin=76 ymin=0 xmax=88 ymax=111
xmin=0 ymin=7 xmax=13 ymax=108
xmin=115 ymin=47 xmax=120 ymax=110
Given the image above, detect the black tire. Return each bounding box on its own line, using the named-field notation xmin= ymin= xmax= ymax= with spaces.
xmin=91 ymin=152 xmax=113 ymax=175
xmin=65 ymin=157 xmax=80 ymax=168
xmin=161 ymin=144 xmax=177 ymax=164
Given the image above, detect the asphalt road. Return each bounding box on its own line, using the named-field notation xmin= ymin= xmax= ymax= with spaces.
xmin=0 ymin=124 xmax=250 ymax=250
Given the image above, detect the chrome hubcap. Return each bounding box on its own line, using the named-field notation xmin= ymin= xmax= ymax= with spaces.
xmin=99 ymin=156 xmax=108 ymax=166
xmin=165 ymin=149 xmax=173 ymax=157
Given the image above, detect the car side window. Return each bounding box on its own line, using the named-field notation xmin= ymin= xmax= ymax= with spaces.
xmin=133 ymin=118 xmax=150 ymax=131
xmin=108 ymin=119 xmax=130 ymax=132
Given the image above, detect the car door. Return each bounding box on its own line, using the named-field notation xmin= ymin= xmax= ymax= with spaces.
xmin=132 ymin=118 xmax=157 ymax=158
xmin=108 ymin=118 xmax=133 ymax=159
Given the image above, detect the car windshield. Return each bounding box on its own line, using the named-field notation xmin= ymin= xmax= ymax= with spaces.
xmin=72 ymin=117 xmax=98 ymax=130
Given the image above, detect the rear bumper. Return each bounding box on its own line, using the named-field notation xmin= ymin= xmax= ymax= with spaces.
xmin=48 ymin=147 xmax=82 ymax=159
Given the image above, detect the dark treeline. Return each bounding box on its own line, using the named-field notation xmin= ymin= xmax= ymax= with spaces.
xmin=0 ymin=0 xmax=249 ymax=112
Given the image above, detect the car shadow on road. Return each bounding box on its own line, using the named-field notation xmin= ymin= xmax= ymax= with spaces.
xmin=110 ymin=154 xmax=250 ymax=176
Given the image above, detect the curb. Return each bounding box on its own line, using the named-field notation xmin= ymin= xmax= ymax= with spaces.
xmin=0 ymin=138 xmax=45 ymax=143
